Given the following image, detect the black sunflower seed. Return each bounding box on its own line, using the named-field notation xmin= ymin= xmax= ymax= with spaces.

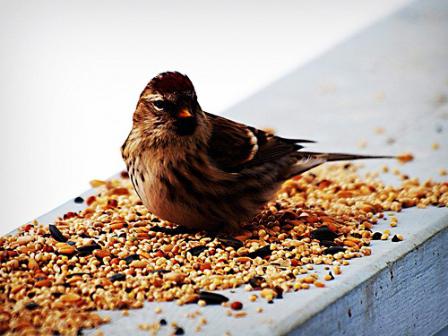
xmin=67 ymin=272 xmax=90 ymax=278
xmin=218 ymin=237 xmax=244 ymax=249
xmin=372 ymin=232 xmax=382 ymax=240
xmin=248 ymin=276 xmax=265 ymax=289
xmin=247 ymin=245 xmax=271 ymax=259
xmin=124 ymin=254 xmax=139 ymax=264
xmin=49 ymin=225 xmax=67 ymax=242
xmin=187 ymin=246 xmax=208 ymax=256
xmin=25 ymin=302 xmax=39 ymax=310
xmin=391 ymin=235 xmax=400 ymax=242
xmin=174 ymin=327 xmax=184 ymax=335
xmin=198 ymin=291 xmax=229 ymax=304
xmin=325 ymin=246 xmax=346 ymax=255
xmin=319 ymin=240 xmax=335 ymax=247
xmin=109 ymin=273 xmax=126 ymax=282
xmin=274 ymin=286 xmax=283 ymax=299
xmin=76 ymin=244 xmax=101 ymax=256
xmin=310 ymin=226 xmax=337 ymax=241
xmin=74 ymin=196 xmax=84 ymax=204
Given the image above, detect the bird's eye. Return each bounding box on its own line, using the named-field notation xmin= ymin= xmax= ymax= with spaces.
xmin=152 ymin=100 xmax=168 ymax=110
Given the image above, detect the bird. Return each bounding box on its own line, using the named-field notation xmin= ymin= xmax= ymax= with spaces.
xmin=122 ymin=71 xmax=393 ymax=232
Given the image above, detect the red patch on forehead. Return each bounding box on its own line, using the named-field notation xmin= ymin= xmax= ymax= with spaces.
xmin=148 ymin=71 xmax=195 ymax=95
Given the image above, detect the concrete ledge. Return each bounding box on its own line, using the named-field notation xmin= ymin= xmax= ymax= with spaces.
xmin=291 ymin=215 xmax=448 ymax=336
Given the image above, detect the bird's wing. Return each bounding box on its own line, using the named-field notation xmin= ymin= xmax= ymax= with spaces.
xmin=205 ymin=112 xmax=314 ymax=173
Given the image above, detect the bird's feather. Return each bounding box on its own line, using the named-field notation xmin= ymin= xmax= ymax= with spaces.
xmin=205 ymin=113 xmax=310 ymax=173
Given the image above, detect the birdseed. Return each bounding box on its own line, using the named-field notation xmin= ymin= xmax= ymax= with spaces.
xmin=0 ymin=163 xmax=447 ymax=335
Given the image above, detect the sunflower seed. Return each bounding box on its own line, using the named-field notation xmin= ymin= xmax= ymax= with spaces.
xmin=310 ymin=226 xmax=337 ymax=241
xmin=25 ymin=302 xmax=39 ymax=310
xmin=124 ymin=254 xmax=139 ymax=264
xmin=198 ymin=291 xmax=229 ymax=304
xmin=247 ymin=245 xmax=271 ymax=259
xmin=324 ymin=246 xmax=346 ymax=255
xmin=109 ymin=273 xmax=126 ymax=282
xmin=49 ymin=225 xmax=67 ymax=243
xmin=372 ymin=232 xmax=382 ymax=240
xmin=218 ymin=237 xmax=244 ymax=249
xmin=187 ymin=246 xmax=208 ymax=256
xmin=76 ymin=243 xmax=101 ymax=256
xmin=248 ymin=276 xmax=265 ymax=289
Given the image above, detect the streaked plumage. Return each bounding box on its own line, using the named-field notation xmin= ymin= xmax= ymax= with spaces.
xmin=122 ymin=71 xmax=392 ymax=231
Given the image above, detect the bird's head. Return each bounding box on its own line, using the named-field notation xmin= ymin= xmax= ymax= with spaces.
xmin=134 ymin=71 xmax=203 ymax=137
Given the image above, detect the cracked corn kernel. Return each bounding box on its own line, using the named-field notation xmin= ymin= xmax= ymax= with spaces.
xmin=324 ymin=274 xmax=334 ymax=281
xmin=314 ymin=281 xmax=325 ymax=288
xmin=249 ymin=294 xmax=257 ymax=302
xmin=333 ymin=266 xmax=342 ymax=275
xmin=233 ymin=312 xmax=247 ymax=318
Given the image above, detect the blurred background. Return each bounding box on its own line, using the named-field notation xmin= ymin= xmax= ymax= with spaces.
xmin=0 ymin=0 xmax=410 ymax=234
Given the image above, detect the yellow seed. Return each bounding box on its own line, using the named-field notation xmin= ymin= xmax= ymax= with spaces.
xmin=300 ymin=283 xmax=310 ymax=290
xmin=130 ymin=260 xmax=147 ymax=268
xmin=362 ymin=248 xmax=372 ymax=256
xmin=260 ymin=288 xmax=276 ymax=301
xmin=60 ymin=293 xmax=81 ymax=303
xmin=302 ymin=276 xmax=315 ymax=284
xmin=28 ymin=258 xmax=39 ymax=270
xmin=90 ymin=179 xmax=106 ymax=187
xmin=58 ymin=246 xmax=75 ymax=255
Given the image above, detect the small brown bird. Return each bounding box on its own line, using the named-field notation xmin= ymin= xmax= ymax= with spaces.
xmin=122 ymin=71 xmax=392 ymax=231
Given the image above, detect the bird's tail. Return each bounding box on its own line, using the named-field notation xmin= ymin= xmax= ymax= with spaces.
xmin=318 ymin=152 xmax=395 ymax=162
xmin=288 ymin=151 xmax=395 ymax=178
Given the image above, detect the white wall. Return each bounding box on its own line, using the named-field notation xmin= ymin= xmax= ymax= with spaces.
xmin=0 ymin=0 xmax=410 ymax=234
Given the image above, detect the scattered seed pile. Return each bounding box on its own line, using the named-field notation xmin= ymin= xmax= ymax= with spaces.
xmin=1 ymin=163 xmax=447 ymax=335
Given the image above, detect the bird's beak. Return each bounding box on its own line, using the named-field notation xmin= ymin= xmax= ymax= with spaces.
xmin=177 ymin=107 xmax=193 ymax=119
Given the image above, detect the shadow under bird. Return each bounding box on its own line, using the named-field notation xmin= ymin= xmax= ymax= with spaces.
xmin=122 ymin=71 xmax=393 ymax=231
